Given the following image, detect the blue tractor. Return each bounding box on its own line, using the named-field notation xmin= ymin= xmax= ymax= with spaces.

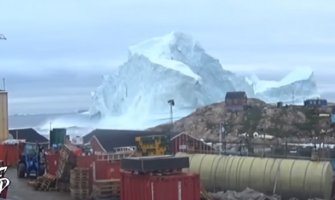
xmin=17 ymin=143 xmax=45 ymax=178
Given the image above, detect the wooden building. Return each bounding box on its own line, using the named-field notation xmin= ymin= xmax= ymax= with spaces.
xmin=225 ymin=91 xmax=248 ymax=112
xmin=9 ymin=128 xmax=48 ymax=144
xmin=84 ymin=129 xmax=163 ymax=154
xmin=171 ymin=132 xmax=214 ymax=154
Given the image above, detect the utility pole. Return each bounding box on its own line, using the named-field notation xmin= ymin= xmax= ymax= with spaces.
xmin=219 ymin=123 xmax=225 ymax=155
xmin=168 ymin=99 xmax=175 ymax=126
xmin=167 ymin=99 xmax=175 ymax=154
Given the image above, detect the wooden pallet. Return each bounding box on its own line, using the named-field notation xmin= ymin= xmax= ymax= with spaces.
xmin=29 ymin=174 xmax=56 ymax=191
xmin=92 ymin=179 xmax=120 ymax=199
xmin=56 ymin=159 xmax=75 ymax=181
xmin=70 ymin=188 xmax=90 ymax=200
xmin=70 ymin=168 xmax=90 ymax=190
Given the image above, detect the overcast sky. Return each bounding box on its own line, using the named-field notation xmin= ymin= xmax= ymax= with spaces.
xmin=1 ymin=0 xmax=335 ymax=114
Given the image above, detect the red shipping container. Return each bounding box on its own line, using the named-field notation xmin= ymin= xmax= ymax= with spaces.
xmin=0 ymin=144 xmax=23 ymax=167
xmin=121 ymin=172 xmax=201 ymax=200
xmin=76 ymin=155 xmax=95 ymax=169
xmin=45 ymin=152 xmax=59 ymax=176
xmin=93 ymin=160 xmax=121 ymax=180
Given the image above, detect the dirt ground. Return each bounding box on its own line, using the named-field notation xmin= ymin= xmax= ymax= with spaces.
xmin=4 ymin=168 xmax=72 ymax=200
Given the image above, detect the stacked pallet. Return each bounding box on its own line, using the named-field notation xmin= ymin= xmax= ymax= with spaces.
xmin=56 ymin=144 xmax=77 ymax=185
xmin=28 ymin=174 xmax=56 ymax=191
xmin=70 ymin=168 xmax=90 ymax=200
xmin=92 ymin=179 xmax=120 ymax=200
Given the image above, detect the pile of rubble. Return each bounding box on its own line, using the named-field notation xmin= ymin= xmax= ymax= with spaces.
xmin=208 ymin=188 xmax=325 ymax=200
xmin=208 ymin=188 xmax=280 ymax=200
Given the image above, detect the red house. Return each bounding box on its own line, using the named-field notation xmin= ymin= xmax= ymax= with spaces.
xmin=225 ymin=91 xmax=248 ymax=112
xmin=84 ymin=129 xmax=163 ymax=154
xmin=171 ymin=132 xmax=214 ymax=154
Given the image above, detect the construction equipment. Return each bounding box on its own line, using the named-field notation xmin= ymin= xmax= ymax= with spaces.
xmin=17 ymin=143 xmax=45 ymax=178
xmin=135 ymin=135 xmax=170 ymax=156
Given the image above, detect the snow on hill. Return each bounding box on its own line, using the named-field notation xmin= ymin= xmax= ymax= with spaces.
xmin=90 ymin=32 xmax=319 ymax=129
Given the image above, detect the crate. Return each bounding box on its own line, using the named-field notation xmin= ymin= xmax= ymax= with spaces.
xmin=92 ymin=179 xmax=120 ymax=199
xmin=70 ymin=168 xmax=90 ymax=190
xmin=56 ymin=154 xmax=76 ymax=181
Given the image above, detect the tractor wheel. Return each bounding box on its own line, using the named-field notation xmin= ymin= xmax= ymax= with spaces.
xmin=17 ymin=163 xmax=25 ymax=178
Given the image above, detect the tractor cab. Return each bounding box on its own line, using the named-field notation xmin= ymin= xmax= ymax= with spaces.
xmin=17 ymin=143 xmax=45 ymax=178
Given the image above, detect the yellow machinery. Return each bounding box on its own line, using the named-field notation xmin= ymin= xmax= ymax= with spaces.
xmin=135 ymin=135 xmax=169 ymax=156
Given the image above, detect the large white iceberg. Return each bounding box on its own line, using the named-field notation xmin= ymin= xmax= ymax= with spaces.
xmin=90 ymin=32 xmax=318 ymax=129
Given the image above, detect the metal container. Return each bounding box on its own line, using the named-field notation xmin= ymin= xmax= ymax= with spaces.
xmin=0 ymin=144 xmax=24 ymax=166
xmin=76 ymin=155 xmax=95 ymax=169
xmin=178 ymin=153 xmax=333 ymax=199
xmin=121 ymin=156 xmax=189 ymax=172
xmin=45 ymin=152 xmax=59 ymax=176
xmin=94 ymin=160 xmax=121 ymax=180
xmin=50 ymin=128 xmax=66 ymax=148
xmin=121 ymin=172 xmax=200 ymax=200
xmin=0 ymin=91 xmax=8 ymax=142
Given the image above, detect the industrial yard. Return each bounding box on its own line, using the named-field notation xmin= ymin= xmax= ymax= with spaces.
xmin=5 ymin=168 xmax=71 ymax=200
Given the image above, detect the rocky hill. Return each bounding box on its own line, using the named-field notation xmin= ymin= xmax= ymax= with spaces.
xmin=149 ymin=98 xmax=334 ymax=141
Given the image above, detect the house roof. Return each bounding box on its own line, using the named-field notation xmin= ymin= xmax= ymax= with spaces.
xmin=171 ymin=132 xmax=214 ymax=150
xmin=9 ymin=128 xmax=48 ymax=143
xmin=84 ymin=129 xmax=169 ymax=152
xmin=171 ymin=131 xmax=201 ymax=141
xmin=225 ymin=91 xmax=247 ymax=99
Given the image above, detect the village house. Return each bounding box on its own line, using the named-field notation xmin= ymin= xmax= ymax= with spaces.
xmin=304 ymin=98 xmax=328 ymax=108
xmin=225 ymin=91 xmax=248 ymax=112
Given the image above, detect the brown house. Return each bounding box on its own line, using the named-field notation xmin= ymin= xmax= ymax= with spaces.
xmin=225 ymin=91 xmax=248 ymax=112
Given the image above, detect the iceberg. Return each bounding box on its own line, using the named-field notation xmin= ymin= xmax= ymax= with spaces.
xmin=90 ymin=32 xmax=319 ymax=129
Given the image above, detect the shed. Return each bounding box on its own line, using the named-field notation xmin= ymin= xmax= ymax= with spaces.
xmin=225 ymin=91 xmax=248 ymax=112
xmin=83 ymin=129 xmax=165 ymax=153
xmin=9 ymin=128 xmax=48 ymax=144
xmin=304 ymin=99 xmax=328 ymax=108
xmin=171 ymin=132 xmax=214 ymax=154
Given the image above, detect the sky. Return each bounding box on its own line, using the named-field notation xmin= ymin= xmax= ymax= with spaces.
xmin=0 ymin=0 xmax=335 ymax=114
